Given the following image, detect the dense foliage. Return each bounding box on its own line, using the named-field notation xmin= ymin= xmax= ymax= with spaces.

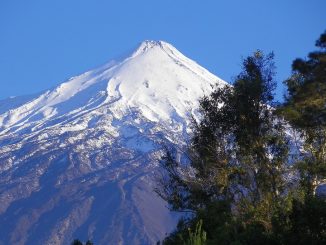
xmin=280 ymin=30 xmax=326 ymax=196
xmin=157 ymin=31 xmax=326 ymax=245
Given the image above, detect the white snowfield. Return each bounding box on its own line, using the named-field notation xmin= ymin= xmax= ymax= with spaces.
xmin=0 ymin=40 xmax=224 ymax=134
xmin=0 ymin=41 xmax=226 ymax=245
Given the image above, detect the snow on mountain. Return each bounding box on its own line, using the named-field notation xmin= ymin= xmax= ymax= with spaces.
xmin=0 ymin=40 xmax=226 ymax=245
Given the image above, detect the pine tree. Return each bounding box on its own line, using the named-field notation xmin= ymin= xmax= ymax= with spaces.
xmin=280 ymin=30 xmax=326 ymax=196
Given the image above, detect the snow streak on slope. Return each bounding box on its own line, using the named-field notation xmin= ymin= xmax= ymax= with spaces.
xmin=0 ymin=41 xmax=226 ymax=245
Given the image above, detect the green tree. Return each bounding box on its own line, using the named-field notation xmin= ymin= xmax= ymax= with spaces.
xmin=270 ymin=30 xmax=326 ymax=245
xmin=159 ymin=31 xmax=326 ymax=245
xmin=280 ymin=30 xmax=326 ymax=196
xmin=157 ymin=51 xmax=290 ymax=244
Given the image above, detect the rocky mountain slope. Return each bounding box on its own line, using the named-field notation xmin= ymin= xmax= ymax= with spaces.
xmin=0 ymin=41 xmax=226 ymax=245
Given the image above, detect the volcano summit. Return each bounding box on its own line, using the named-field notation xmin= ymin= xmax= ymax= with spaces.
xmin=0 ymin=41 xmax=226 ymax=245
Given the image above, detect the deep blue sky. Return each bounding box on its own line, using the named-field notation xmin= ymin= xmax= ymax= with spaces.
xmin=0 ymin=0 xmax=325 ymax=101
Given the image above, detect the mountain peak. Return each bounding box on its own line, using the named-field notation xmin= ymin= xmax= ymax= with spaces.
xmin=140 ymin=40 xmax=164 ymax=48
xmin=0 ymin=41 xmax=227 ymax=244
xmin=132 ymin=40 xmax=171 ymax=57
xmin=0 ymin=40 xmax=225 ymax=133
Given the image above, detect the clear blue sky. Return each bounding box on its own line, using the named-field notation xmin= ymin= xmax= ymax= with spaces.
xmin=0 ymin=0 xmax=325 ymax=101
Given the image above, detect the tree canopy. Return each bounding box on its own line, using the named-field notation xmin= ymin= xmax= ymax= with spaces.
xmin=157 ymin=31 xmax=326 ymax=245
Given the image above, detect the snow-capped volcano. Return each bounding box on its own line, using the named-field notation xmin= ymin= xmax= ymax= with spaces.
xmin=0 ymin=41 xmax=226 ymax=245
